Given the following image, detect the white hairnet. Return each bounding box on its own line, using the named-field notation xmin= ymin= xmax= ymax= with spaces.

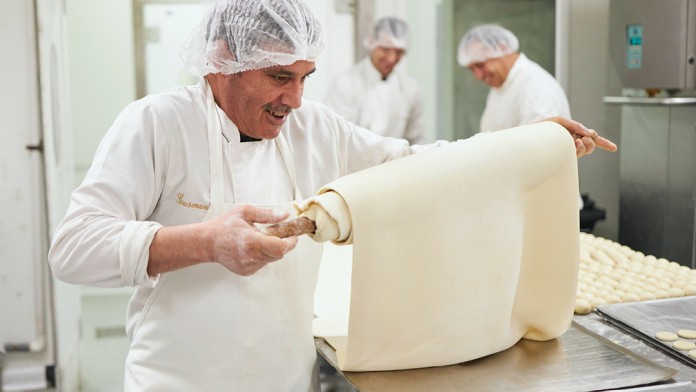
xmin=457 ymin=24 xmax=519 ymax=67
xmin=363 ymin=17 xmax=409 ymax=51
xmin=181 ymin=0 xmax=324 ymax=76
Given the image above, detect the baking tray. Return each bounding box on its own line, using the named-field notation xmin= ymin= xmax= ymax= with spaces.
xmin=596 ymin=296 xmax=696 ymax=368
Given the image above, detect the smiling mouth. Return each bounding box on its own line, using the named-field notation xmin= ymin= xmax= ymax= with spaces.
xmin=263 ymin=103 xmax=292 ymax=121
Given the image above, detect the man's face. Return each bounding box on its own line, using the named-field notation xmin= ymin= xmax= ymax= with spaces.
xmin=212 ymin=60 xmax=316 ymax=139
xmin=468 ymin=57 xmax=508 ymax=88
xmin=370 ymin=46 xmax=406 ymax=79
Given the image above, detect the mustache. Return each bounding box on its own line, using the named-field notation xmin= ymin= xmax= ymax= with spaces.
xmin=263 ymin=103 xmax=292 ymax=115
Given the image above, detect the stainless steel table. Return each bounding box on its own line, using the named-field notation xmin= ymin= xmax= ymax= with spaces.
xmin=316 ymin=313 xmax=696 ymax=391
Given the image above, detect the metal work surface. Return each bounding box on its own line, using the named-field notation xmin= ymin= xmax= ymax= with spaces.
xmin=575 ymin=312 xmax=696 ymax=385
xmin=316 ymin=322 xmax=677 ymax=391
xmin=595 ymin=297 xmax=696 ymax=368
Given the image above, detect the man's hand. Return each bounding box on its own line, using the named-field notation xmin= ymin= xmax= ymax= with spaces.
xmin=206 ymin=205 xmax=299 ymax=276
xmin=148 ymin=205 xmax=299 ymax=277
xmin=544 ymin=116 xmax=618 ymax=158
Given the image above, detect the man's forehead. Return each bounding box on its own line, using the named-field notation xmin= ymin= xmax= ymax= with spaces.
xmin=375 ymin=46 xmax=406 ymax=53
xmin=265 ymin=61 xmax=316 ymax=75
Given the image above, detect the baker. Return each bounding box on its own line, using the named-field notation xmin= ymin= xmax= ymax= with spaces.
xmin=324 ymin=17 xmax=426 ymax=144
xmin=457 ymin=24 xmax=571 ymax=133
xmin=48 ymin=0 xmax=616 ymax=390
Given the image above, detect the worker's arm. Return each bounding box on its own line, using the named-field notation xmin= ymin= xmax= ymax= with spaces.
xmin=148 ymin=205 xmax=298 ymax=277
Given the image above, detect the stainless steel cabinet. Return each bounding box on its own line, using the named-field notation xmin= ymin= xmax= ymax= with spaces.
xmin=607 ymin=98 xmax=696 ymax=267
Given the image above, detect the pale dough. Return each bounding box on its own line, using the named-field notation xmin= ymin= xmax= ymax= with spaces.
xmin=309 ymin=122 xmax=580 ymax=371
xmin=575 ymin=232 xmax=696 ymax=314
xmin=677 ymin=329 xmax=696 ymax=339
xmin=294 ymin=191 xmax=351 ymax=243
xmin=673 ymin=340 xmax=696 ymax=351
xmin=689 ymin=349 xmax=696 ymax=359
xmin=574 ymin=299 xmax=592 ymax=315
xmin=655 ymin=331 xmax=678 ymax=342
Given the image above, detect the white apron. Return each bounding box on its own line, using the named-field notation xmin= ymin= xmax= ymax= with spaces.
xmin=124 ymin=81 xmax=323 ymax=391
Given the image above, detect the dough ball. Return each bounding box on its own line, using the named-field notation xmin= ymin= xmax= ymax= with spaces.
xmin=605 ymin=294 xmax=622 ymax=304
xmin=684 ymin=285 xmax=696 ymax=296
xmin=639 ymin=291 xmax=657 ymax=301
xmin=655 ymin=331 xmax=678 ymax=342
xmin=612 ymin=289 xmax=627 ymax=298
xmin=689 ymin=350 xmax=696 ymax=360
xmin=575 ymin=299 xmax=592 ymax=315
xmin=677 ymin=329 xmax=696 ymax=339
xmin=621 ymin=293 xmax=641 ymax=303
xmin=590 ymin=297 xmax=607 ymax=307
xmin=627 ymin=286 xmax=643 ymax=295
xmin=672 ymin=340 xmax=696 ymax=351
xmin=576 ymin=293 xmax=594 ymax=302
xmin=668 ymin=287 xmax=685 ymax=298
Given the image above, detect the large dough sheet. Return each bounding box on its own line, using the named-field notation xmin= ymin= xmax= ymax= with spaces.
xmin=314 ymin=122 xmax=580 ymax=371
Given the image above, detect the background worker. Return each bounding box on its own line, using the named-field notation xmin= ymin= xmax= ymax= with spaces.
xmin=48 ymin=1 xmax=615 ymax=390
xmin=457 ymin=24 xmax=571 ymax=133
xmin=324 ymin=17 xmax=426 ymax=144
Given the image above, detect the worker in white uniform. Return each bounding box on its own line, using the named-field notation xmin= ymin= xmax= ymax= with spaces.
xmin=457 ymin=24 xmax=571 ymax=133
xmin=324 ymin=17 xmax=426 ymax=144
xmin=47 ymin=1 xmax=615 ymax=390
xmin=457 ymin=24 xmax=584 ymax=208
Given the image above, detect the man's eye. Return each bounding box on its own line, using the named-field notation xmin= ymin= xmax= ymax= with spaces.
xmin=272 ymin=75 xmax=289 ymax=83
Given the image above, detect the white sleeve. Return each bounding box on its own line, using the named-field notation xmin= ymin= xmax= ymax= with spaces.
xmin=324 ymin=106 xmax=448 ymax=174
xmin=48 ymin=101 xmax=168 ymax=288
xmin=518 ymin=85 xmax=571 ymax=126
xmin=403 ymin=82 xmax=426 ymax=145
xmin=323 ymin=74 xmax=360 ymax=124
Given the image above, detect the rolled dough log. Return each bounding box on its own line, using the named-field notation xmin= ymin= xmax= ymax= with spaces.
xmin=309 ymin=122 xmax=580 ymax=371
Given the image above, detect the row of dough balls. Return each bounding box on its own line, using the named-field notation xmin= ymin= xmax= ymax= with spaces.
xmin=655 ymin=329 xmax=696 ymax=359
xmin=575 ymin=232 xmax=696 ymax=315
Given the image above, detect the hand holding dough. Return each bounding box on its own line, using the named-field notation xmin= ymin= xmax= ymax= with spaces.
xmin=262 ymin=217 xmax=316 ymax=238
xmin=294 ymin=191 xmax=352 ymax=243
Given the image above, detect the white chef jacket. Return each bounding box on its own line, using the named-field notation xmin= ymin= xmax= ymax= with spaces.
xmin=478 ymin=55 xmax=581 ymax=209
xmin=479 ymin=53 xmax=570 ymax=133
xmin=48 ymin=78 xmax=438 ymax=390
xmin=324 ymin=56 xmax=426 ymax=144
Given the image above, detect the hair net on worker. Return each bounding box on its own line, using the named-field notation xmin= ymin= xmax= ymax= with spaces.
xmin=457 ymin=24 xmax=519 ymax=67
xmin=180 ymin=0 xmax=324 ymax=76
xmin=363 ymin=17 xmax=409 ymax=51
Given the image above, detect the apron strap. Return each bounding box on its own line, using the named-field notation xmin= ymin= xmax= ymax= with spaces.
xmin=205 ymin=80 xmax=225 ymax=205
xmin=274 ymin=133 xmax=304 ymax=201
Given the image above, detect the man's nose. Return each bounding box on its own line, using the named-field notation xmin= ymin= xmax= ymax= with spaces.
xmin=385 ymin=51 xmax=400 ymax=65
xmin=471 ymin=68 xmax=485 ymax=81
xmin=281 ymin=81 xmax=304 ymax=109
